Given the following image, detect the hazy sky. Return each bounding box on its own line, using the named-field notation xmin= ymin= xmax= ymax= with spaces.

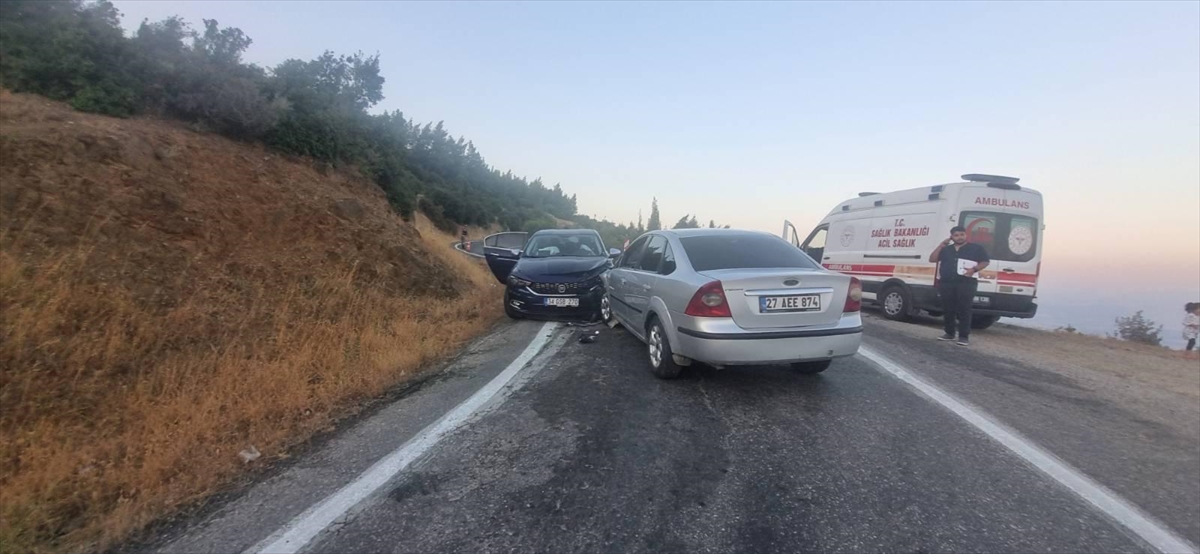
xmin=113 ymin=1 xmax=1199 ymax=305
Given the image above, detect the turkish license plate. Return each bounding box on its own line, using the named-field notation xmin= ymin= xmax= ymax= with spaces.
xmin=760 ymin=295 xmax=821 ymax=313
xmin=545 ymin=297 xmax=580 ymax=308
xmin=973 ymin=296 xmax=990 ymax=305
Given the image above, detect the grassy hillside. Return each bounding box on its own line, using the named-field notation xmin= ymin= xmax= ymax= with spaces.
xmin=0 ymin=90 xmax=502 ymax=553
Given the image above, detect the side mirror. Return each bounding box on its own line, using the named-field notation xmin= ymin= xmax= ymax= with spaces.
xmin=506 ymin=248 xmax=522 ymax=259
xmin=609 ymin=248 xmax=622 ymax=258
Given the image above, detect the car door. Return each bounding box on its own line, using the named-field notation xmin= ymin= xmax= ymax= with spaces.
xmin=609 ymin=235 xmax=649 ymax=325
xmin=484 ymin=232 xmax=527 ymax=284
xmin=623 ymin=235 xmax=668 ymax=330
xmin=800 ymin=225 xmax=829 ymax=264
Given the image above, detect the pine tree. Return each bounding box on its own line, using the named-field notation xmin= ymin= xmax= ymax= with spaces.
xmin=647 ymin=198 xmax=661 ymax=231
xmin=708 ymin=219 xmax=716 ymax=228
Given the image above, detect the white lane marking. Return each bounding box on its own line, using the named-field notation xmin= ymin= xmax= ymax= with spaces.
xmin=249 ymin=322 xmax=561 ymax=554
xmin=858 ymin=345 xmax=1198 ymax=554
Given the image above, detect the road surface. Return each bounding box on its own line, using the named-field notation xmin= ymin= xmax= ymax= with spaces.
xmin=144 ymin=314 xmax=1199 ymax=554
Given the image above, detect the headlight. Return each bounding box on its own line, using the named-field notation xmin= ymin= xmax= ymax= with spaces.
xmin=507 ymin=275 xmax=532 ymax=287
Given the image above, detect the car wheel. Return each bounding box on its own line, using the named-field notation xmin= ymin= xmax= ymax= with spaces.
xmin=791 ymin=360 xmax=832 ymax=374
xmin=600 ymin=294 xmax=613 ymax=323
xmin=970 ymin=315 xmax=998 ymax=330
xmin=646 ymin=318 xmax=682 ymax=379
xmin=880 ymin=285 xmax=912 ymax=322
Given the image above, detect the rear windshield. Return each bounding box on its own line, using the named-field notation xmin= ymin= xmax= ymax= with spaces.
xmin=680 ymin=235 xmax=820 ymax=272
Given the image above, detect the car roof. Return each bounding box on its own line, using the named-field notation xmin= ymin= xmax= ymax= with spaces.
xmin=530 ymin=228 xmax=600 ymax=235
xmin=659 ymin=228 xmax=775 ymax=239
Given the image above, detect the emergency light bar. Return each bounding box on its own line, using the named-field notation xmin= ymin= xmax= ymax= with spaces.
xmin=962 ymin=174 xmax=1020 ymax=185
xmin=962 ymin=173 xmax=1021 ymax=190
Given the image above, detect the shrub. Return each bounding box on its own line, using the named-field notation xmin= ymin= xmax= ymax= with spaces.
xmin=172 ymin=75 xmax=281 ymax=139
xmin=521 ymin=215 xmax=557 ymax=234
xmin=418 ymin=196 xmax=456 ymax=233
xmin=1113 ymin=311 xmax=1163 ymax=346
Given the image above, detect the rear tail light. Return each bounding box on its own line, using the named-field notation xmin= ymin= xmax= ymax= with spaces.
xmin=1033 ymin=261 xmax=1041 ymax=297
xmin=843 ymin=277 xmax=862 ymax=313
xmin=685 ymin=281 xmax=732 ymax=317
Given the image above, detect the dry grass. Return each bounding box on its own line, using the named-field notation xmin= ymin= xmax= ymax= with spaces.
xmin=0 ymin=216 xmax=500 ymax=554
xmin=0 ymin=91 xmax=503 ymax=553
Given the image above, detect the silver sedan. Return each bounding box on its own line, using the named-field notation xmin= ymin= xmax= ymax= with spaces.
xmin=604 ymin=229 xmax=862 ymax=378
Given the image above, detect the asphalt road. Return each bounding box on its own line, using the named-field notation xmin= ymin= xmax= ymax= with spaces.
xmin=146 ymin=310 xmax=1199 ymax=554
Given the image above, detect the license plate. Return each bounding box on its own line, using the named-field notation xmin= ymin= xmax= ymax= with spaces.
xmin=545 ymin=297 xmax=580 ymax=307
xmin=974 ymin=296 xmax=990 ymax=305
xmin=760 ymin=295 xmax=821 ymax=313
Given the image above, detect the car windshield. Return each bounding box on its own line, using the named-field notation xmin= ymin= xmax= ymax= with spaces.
xmin=680 ymin=234 xmax=821 ymax=271
xmin=523 ymin=233 xmax=604 ymax=258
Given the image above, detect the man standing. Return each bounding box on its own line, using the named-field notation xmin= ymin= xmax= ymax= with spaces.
xmin=928 ymin=225 xmax=990 ymax=346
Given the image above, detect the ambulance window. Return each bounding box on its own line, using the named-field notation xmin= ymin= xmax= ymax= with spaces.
xmin=1006 ymin=216 xmax=1038 ymax=262
xmin=960 ymin=211 xmax=1038 ymax=262
xmin=961 ymin=213 xmax=997 ymax=254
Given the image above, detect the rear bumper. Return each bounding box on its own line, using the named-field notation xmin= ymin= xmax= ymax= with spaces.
xmin=910 ymin=285 xmax=1038 ymax=319
xmin=973 ymin=299 xmax=1038 ymax=318
xmin=673 ymin=313 xmax=863 ymax=365
xmin=505 ymin=284 xmax=604 ymax=321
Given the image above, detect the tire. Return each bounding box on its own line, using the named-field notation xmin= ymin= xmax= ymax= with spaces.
xmin=646 ymin=318 xmax=682 ymax=379
xmin=880 ymin=284 xmax=912 ymax=322
xmin=970 ymin=315 xmax=998 ymax=330
xmin=600 ymin=293 xmax=613 ymax=323
xmin=791 ymin=360 xmax=832 ymax=374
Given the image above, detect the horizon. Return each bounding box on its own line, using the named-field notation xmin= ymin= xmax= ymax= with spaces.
xmin=111 ymin=0 xmax=1200 ymax=332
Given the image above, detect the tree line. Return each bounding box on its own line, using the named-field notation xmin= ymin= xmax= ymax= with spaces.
xmin=571 ymin=197 xmax=729 ymax=251
xmin=0 ymin=1 xmax=733 ymax=240
xmin=0 ymin=0 xmax=577 ymax=232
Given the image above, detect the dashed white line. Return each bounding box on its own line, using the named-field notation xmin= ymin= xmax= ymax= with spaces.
xmin=248 ymin=322 xmax=561 ymax=554
xmin=858 ymin=345 xmax=1198 ymax=554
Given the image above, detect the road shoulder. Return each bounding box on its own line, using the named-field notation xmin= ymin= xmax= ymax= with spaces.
xmin=131 ymin=320 xmax=549 ymax=554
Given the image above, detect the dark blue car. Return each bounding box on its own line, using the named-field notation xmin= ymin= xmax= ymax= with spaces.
xmin=485 ymin=229 xmax=620 ymax=321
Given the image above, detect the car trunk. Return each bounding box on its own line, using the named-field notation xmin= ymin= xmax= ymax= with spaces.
xmin=699 ymin=268 xmax=848 ymax=329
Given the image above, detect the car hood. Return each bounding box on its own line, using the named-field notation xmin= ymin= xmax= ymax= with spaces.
xmin=512 ymin=256 xmax=610 ymax=282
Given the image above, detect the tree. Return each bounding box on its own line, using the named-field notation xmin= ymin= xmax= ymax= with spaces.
xmin=647 ymin=198 xmax=661 ymax=231
xmin=0 ymin=0 xmax=138 ymax=116
xmin=672 ymin=214 xmax=700 ymax=229
xmin=708 ymin=219 xmax=716 ymax=228
xmin=194 ymin=19 xmax=252 ymax=66
xmin=1113 ymin=311 xmax=1163 ymax=346
xmin=0 ymin=0 xmax=625 ymax=234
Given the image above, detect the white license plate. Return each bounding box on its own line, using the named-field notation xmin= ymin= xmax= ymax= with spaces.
xmin=974 ymin=296 xmax=990 ymax=305
xmin=545 ymin=297 xmax=580 ymax=307
xmin=760 ymin=295 xmax=821 ymax=313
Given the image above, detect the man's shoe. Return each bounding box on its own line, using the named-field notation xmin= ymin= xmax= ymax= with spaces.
xmin=938 ymin=334 xmax=956 ymax=341
xmin=956 ymin=338 xmax=970 ymax=347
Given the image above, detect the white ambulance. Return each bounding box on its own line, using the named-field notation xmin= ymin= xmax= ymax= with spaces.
xmin=782 ymin=174 xmax=1043 ymax=329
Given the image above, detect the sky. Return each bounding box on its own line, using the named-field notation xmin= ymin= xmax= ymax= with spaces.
xmin=112 ymin=1 xmax=1199 ymax=342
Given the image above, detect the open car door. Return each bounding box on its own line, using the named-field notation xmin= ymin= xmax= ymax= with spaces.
xmin=483 ymin=231 xmax=528 ymax=284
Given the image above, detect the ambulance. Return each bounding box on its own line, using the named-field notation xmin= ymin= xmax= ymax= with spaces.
xmin=781 ymin=174 xmax=1042 ymax=329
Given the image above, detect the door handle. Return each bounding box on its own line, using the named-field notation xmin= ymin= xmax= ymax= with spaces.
xmin=1001 ymin=268 xmax=1016 ymax=273
xmin=641 ymin=284 xmax=652 ymax=291
xmin=823 ymin=256 xmax=831 ymax=260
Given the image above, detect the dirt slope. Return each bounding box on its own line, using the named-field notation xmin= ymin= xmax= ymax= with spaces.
xmin=0 ymin=91 xmax=502 ymax=553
